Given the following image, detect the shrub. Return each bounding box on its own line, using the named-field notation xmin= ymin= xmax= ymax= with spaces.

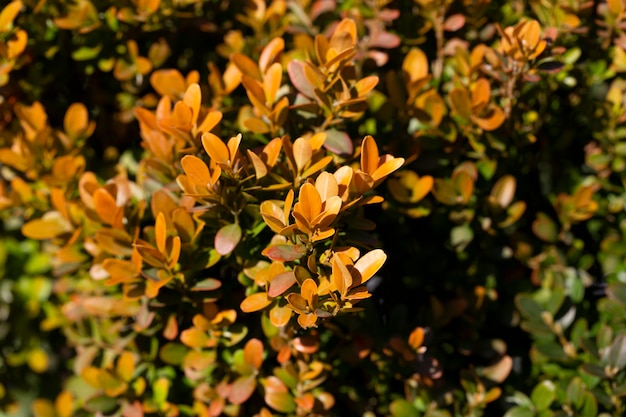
xmin=3 ymin=0 xmax=626 ymax=416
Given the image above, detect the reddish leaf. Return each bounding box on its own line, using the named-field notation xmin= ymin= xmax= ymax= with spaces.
xmin=228 ymin=375 xmax=257 ymax=405
xmin=444 ymin=14 xmax=466 ymax=32
xmin=215 ymin=223 xmax=242 ymax=256
xmin=268 ymin=272 xmax=297 ymax=297
xmin=262 ymin=244 xmax=307 ymax=262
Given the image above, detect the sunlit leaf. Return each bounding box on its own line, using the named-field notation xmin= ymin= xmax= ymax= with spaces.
xmin=240 ymin=292 xmax=272 ymax=313
xmin=215 ymin=223 xmax=242 ymax=256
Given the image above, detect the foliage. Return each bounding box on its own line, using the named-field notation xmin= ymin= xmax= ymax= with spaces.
xmin=2 ymin=0 xmax=626 ymax=416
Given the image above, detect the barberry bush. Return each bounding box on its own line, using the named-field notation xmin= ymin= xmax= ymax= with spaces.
xmin=3 ymin=0 xmax=626 ymax=416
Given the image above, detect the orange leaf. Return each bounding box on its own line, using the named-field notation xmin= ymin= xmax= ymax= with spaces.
xmin=231 ymin=53 xmax=262 ymax=81
xmin=332 ymin=254 xmax=352 ymax=297
xmin=63 ymin=103 xmax=90 ymax=139
xmin=449 ymin=88 xmax=472 ymax=120
xmin=0 ymin=1 xmax=22 ymax=33
xmin=202 ymin=132 xmax=230 ymax=166
xmin=259 ymin=38 xmax=285 ymax=74
xmin=315 ymin=172 xmax=338 ymax=202
xmin=116 ymin=351 xmax=135 ymax=382
xmin=360 ymin=135 xmax=379 ymax=175
xmin=297 ymin=183 xmax=322 ymax=223
xmin=244 ymin=338 xmax=264 ymax=370
xmin=93 ymin=188 xmax=123 ymax=228
xmin=408 ymin=327 xmax=424 ymax=350
xmin=269 ymin=304 xmax=292 ymax=327
xmin=180 ymin=327 xmax=209 ymax=348
xmin=240 ymin=292 xmax=272 ymax=313
xmin=353 ymin=249 xmax=386 ymax=286
xmin=150 ymin=70 xmax=187 ymax=99
xmin=264 ymin=62 xmax=282 ymax=104
xmin=155 ymin=212 xmax=167 ymax=254
xmin=292 ymin=138 xmax=312 ymax=173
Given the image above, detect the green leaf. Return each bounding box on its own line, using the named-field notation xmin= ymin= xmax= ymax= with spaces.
xmin=191 ymin=278 xmax=222 ymax=291
xmin=531 ymin=380 xmax=555 ymax=411
xmin=159 ymin=343 xmax=187 ymax=365
xmin=503 ymin=407 xmax=534 ymax=417
xmin=607 ymin=334 xmax=626 ymax=371
xmin=72 ymin=44 xmax=103 ymax=61
xmin=389 ymin=399 xmax=420 ymax=417
xmin=580 ymin=392 xmax=598 ymax=417
xmin=215 ymin=223 xmax=242 ymax=256
xmin=450 ymin=224 xmax=473 ymax=252
xmin=84 ymin=396 xmax=119 ymax=413
xmin=606 ymin=282 xmax=626 ymax=306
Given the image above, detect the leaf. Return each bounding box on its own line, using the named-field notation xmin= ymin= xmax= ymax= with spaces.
xmin=389 ymin=399 xmax=420 ymax=417
xmin=353 ymin=249 xmax=386 ymax=285
xmin=264 ymin=62 xmax=282 ymax=104
xmin=0 ymin=1 xmax=22 ymax=33
xmin=262 ymin=244 xmax=307 ymax=261
xmin=215 ymin=223 xmax=242 ymax=256
xmin=229 ymin=375 xmax=257 ymax=404
xmin=191 ymin=278 xmax=222 ymax=291
xmin=332 ymin=254 xmax=352 ymax=297
xmin=532 ymin=212 xmax=558 ymax=242
xmin=259 ymin=38 xmax=285 ymax=74
xmin=482 ymin=355 xmax=513 ymax=383
xmin=155 ymin=212 xmax=167 ymax=254
xmin=93 ymin=188 xmax=123 ymax=228
xmin=244 ymin=338 xmax=264 ymax=370
xmin=449 ymin=88 xmax=472 ymax=120
xmin=288 ymin=60 xmax=315 ymax=98
xmin=231 ymin=53 xmax=262 ymax=81
xmin=240 ymin=292 xmax=272 ymax=313
xmin=159 ymin=343 xmax=187 ymax=365
xmin=607 ymin=334 xmax=626 ymax=371
xmin=202 ymin=132 xmax=230 ymax=166
xmin=268 ymin=272 xmax=297 ymax=297
xmin=491 ymin=175 xmax=516 ymax=208
xmin=116 ymin=351 xmax=135 ymax=382
xmin=360 ymin=135 xmax=380 ymax=175
xmin=293 ymin=138 xmax=313 ymax=173
xmin=530 ymin=380 xmax=555 ymax=411
xmin=474 ymin=105 xmax=505 ymax=131
xmin=403 ymin=48 xmax=428 ymax=83
xmin=150 ymin=69 xmax=186 ymax=100
xmin=180 ymin=327 xmax=209 ymax=348
xmin=324 ymin=129 xmax=353 ymax=155
xmin=444 ymin=14 xmax=465 ymax=31
xmin=22 ymin=214 xmax=71 ymax=240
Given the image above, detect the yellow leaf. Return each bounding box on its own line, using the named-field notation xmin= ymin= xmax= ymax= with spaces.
xmin=116 ymin=351 xmax=135 ymax=382
xmin=0 ymin=1 xmax=22 ymax=33
xmin=22 ymin=213 xmax=72 ymax=240
xmin=403 ymin=48 xmax=428 ymax=82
